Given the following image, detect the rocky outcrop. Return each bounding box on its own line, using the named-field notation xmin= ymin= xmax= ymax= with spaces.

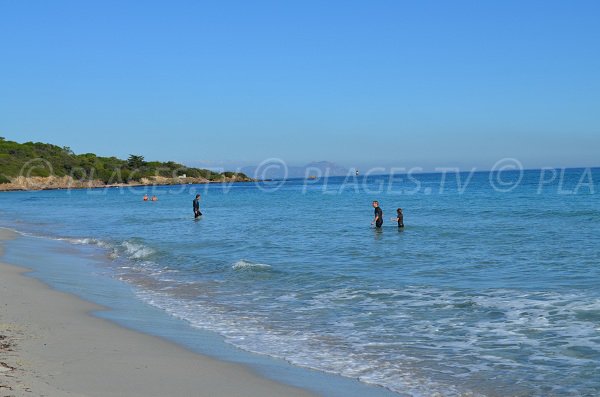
xmin=0 ymin=175 xmax=253 ymax=191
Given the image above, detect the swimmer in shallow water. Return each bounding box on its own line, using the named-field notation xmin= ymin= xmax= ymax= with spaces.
xmin=193 ymin=194 xmax=202 ymax=218
xmin=371 ymin=201 xmax=383 ymax=229
xmin=396 ymin=208 xmax=404 ymax=228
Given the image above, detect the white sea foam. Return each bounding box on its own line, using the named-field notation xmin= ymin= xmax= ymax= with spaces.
xmin=129 ymin=282 xmax=600 ymax=397
xmin=232 ymin=260 xmax=272 ymax=271
xmin=121 ymin=241 xmax=155 ymax=259
xmin=7 ymin=229 xmax=117 ymax=253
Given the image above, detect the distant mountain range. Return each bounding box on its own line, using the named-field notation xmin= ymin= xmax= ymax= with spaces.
xmin=241 ymin=161 xmax=353 ymax=180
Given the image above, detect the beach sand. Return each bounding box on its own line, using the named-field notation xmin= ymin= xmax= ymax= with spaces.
xmin=0 ymin=229 xmax=315 ymax=397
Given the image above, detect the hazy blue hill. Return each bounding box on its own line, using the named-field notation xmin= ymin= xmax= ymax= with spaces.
xmin=241 ymin=161 xmax=350 ymax=180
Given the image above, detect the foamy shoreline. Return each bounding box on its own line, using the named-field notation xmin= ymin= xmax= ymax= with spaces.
xmin=0 ymin=228 xmax=314 ymax=397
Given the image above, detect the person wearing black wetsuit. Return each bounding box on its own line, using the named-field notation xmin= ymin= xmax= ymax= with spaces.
xmin=372 ymin=201 xmax=383 ymax=228
xmin=396 ymin=208 xmax=404 ymax=228
xmin=193 ymin=194 xmax=202 ymax=218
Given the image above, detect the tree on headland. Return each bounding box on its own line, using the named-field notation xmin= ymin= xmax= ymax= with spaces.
xmin=127 ymin=154 xmax=146 ymax=169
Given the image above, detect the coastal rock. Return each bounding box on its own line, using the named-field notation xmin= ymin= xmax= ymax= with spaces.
xmin=0 ymin=174 xmax=253 ymax=191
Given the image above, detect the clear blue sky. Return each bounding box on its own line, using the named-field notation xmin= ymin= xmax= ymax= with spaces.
xmin=1 ymin=0 xmax=599 ymax=170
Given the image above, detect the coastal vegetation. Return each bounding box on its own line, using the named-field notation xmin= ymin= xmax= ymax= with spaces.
xmin=0 ymin=137 xmax=249 ymax=187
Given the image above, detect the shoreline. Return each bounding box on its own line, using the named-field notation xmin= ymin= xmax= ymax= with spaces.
xmin=0 ymin=178 xmax=256 ymax=192
xmin=0 ymin=228 xmax=316 ymax=397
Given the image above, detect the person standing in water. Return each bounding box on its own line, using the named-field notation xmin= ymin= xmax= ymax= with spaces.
xmin=193 ymin=194 xmax=202 ymax=218
xmin=371 ymin=201 xmax=383 ymax=229
xmin=396 ymin=208 xmax=404 ymax=228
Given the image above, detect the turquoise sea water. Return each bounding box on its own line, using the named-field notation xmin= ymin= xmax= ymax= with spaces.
xmin=1 ymin=169 xmax=599 ymax=397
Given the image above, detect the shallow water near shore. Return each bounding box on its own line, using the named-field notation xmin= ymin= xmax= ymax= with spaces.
xmin=1 ymin=234 xmax=395 ymax=397
xmin=1 ymin=169 xmax=600 ymax=396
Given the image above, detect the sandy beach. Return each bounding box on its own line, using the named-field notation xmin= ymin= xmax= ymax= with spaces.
xmin=0 ymin=228 xmax=315 ymax=397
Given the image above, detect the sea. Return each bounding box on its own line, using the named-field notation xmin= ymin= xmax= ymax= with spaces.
xmin=1 ymin=168 xmax=599 ymax=397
